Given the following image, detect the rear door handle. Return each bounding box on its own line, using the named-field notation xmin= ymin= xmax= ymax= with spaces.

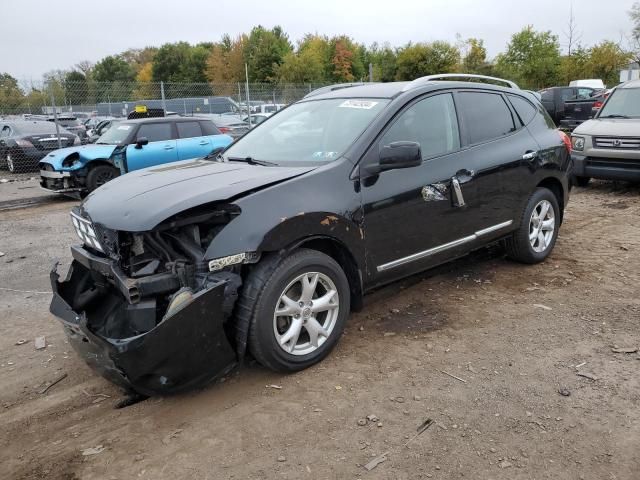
xmin=198 ymin=140 xmax=209 ymax=145
xmin=451 ymin=177 xmax=466 ymax=207
xmin=164 ymin=145 xmax=175 ymax=150
xmin=522 ymin=151 xmax=538 ymax=161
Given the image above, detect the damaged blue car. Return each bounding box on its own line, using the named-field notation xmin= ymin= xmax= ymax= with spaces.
xmin=39 ymin=117 xmax=233 ymax=195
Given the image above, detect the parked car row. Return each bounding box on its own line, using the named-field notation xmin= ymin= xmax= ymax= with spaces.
xmin=49 ymin=73 xmax=575 ymax=396
xmin=39 ymin=116 xmax=233 ymax=194
xmin=571 ymin=79 xmax=640 ymax=185
xmin=0 ymin=120 xmax=79 ymax=172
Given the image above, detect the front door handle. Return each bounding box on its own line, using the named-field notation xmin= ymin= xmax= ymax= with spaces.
xmin=522 ymin=151 xmax=538 ymax=161
xmin=198 ymin=140 xmax=209 ymax=145
xmin=455 ymin=169 xmax=475 ymax=183
xmin=164 ymin=145 xmax=175 ymax=150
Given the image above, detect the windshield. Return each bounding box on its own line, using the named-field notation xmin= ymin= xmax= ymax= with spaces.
xmin=599 ymin=88 xmax=640 ymax=118
xmin=96 ymin=122 xmax=131 ymax=144
xmin=224 ymin=98 xmax=389 ymax=165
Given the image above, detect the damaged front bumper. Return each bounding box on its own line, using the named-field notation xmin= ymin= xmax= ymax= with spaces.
xmin=49 ymin=247 xmax=238 ymax=396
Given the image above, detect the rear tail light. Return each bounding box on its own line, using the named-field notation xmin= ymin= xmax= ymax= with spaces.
xmin=218 ymin=127 xmax=231 ymax=134
xmin=593 ymin=101 xmax=603 ymax=109
xmin=558 ymin=130 xmax=572 ymax=153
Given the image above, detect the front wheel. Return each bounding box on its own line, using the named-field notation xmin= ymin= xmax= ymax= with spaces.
xmin=7 ymin=153 xmax=18 ymax=173
xmin=239 ymin=249 xmax=350 ymax=372
xmin=505 ymin=187 xmax=560 ymax=264
xmin=86 ymin=164 xmax=119 ymax=192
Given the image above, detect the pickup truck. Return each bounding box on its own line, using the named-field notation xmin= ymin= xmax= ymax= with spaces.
xmin=539 ymin=86 xmax=603 ymax=131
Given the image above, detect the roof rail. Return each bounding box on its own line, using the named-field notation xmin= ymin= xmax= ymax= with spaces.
xmin=402 ymin=74 xmax=520 ymax=91
xmin=303 ymin=82 xmax=371 ymax=99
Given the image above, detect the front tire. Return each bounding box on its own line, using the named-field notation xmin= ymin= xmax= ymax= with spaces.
xmin=505 ymin=187 xmax=560 ymax=264
xmin=86 ymin=164 xmax=119 ymax=192
xmin=239 ymin=249 xmax=350 ymax=372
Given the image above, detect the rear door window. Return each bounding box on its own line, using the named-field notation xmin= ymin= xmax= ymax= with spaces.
xmin=560 ymin=88 xmax=576 ymax=101
xmin=456 ymin=92 xmax=516 ymax=144
xmin=200 ymin=121 xmax=221 ymax=136
xmin=507 ymin=95 xmax=538 ymax=125
xmin=136 ymin=122 xmax=173 ymax=142
xmin=176 ymin=121 xmax=203 ymax=139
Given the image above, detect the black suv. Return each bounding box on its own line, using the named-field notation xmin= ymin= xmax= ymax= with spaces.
xmin=50 ymin=74 xmax=572 ymax=396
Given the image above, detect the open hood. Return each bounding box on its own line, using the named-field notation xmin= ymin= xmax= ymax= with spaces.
xmin=39 ymin=144 xmax=118 ymax=170
xmin=82 ymin=159 xmax=315 ymax=231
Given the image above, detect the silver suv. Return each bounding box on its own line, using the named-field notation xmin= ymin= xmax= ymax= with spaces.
xmin=571 ymin=79 xmax=640 ymax=186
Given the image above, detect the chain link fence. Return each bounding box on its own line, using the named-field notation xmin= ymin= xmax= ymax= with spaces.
xmin=0 ymin=80 xmax=329 ymax=179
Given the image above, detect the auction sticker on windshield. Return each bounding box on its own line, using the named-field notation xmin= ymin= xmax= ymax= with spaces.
xmin=117 ymin=125 xmax=132 ymax=130
xmin=339 ymin=100 xmax=379 ymax=109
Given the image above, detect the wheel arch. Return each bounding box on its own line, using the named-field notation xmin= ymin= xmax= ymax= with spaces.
xmin=285 ymin=235 xmax=364 ymax=312
xmin=536 ymin=177 xmax=565 ymax=223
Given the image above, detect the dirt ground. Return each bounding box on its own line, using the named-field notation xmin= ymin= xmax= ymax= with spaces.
xmin=1 ymin=181 xmax=639 ymax=480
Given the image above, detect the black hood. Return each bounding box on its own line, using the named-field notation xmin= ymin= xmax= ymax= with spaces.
xmin=82 ymin=159 xmax=315 ymax=231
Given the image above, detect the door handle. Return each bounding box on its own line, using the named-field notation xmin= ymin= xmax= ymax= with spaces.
xmin=522 ymin=151 xmax=538 ymax=161
xmin=451 ymin=177 xmax=466 ymax=207
xmin=455 ymin=169 xmax=475 ymax=183
xmin=164 ymin=145 xmax=175 ymax=150
xmin=198 ymin=140 xmax=209 ymax=145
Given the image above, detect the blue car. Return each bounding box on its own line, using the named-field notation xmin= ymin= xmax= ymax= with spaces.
xmin=39 ymin=117 xmax=233 ymax=194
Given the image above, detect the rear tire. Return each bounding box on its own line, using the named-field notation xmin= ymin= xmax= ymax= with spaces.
xmin=505 ymin=187 xmax=560 ymax=264
xmin=86 ymin=164 xmax=119 ymax=192
xmin=574 ymin=176 xmax=590 ymax=187
xmin=238 ymin=249 xmax=350 ymax=373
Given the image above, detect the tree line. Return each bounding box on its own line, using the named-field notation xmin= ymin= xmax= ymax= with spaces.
xmin=1 ymin=5 xmax=639 ymax=112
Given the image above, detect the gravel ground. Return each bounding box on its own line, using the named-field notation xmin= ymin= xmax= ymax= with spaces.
xmin=0 ymin=181 xmax=638 ymax=480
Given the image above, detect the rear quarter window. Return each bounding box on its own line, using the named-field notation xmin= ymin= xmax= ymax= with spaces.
xmin=507 ymin=95 xmax=538 ymax=125
xmin=456 ymin=92 xmax=516 ymax=144
xmin=200 ymin=120 xmax=221 ymax=136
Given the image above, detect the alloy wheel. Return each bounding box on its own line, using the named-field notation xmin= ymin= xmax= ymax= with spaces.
xmin=529 ymin=199 xmax=555 ymax=253
xmin=273 ymin=272 xmax=340 ymax=356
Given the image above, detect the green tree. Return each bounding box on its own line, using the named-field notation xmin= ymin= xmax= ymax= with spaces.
xmin=121 ymin=47 xmax=158 ymax=73
xmin=559 ymin=46 xmax=590 ymax=84
xmin=0 ymin=73 xmax=24 ymax=112
xmin=364 ymin=43 xmax=397 ymax=82
xmin=206 ymin=35 xmax=247 ymax=86
xmin=244 ymin=26 xmax=292 ymax=82
xmin=396 ymin=41 xmax=460 ymax=80
xmin=462 ymin=38 xmax=487 ymax=74
xmin=64 ymin=70 xmax=88 ymax=105
xmin=152 ymin=42 xmax=209 ymax=83
xmin=586 ymin=41 xmax=632 ymax=87
xmin=495 ymin=27 xmax=561 ymax=89
xmin=93 ymin=55 xmax=136 ymax=83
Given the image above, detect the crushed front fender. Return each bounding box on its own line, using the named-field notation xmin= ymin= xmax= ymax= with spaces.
xmin=50 ymin=260 xmax=237 ymax=396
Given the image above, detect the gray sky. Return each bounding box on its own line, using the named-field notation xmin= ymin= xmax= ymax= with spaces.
xmin=1 ymin=0 xmax=635 ymax=79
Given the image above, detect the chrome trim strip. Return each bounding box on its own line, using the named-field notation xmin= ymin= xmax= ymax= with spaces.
xmin=40 ymin=170 xmax=71 ymax=179
xmin=376 ymin=220 xmax=513 ymax=272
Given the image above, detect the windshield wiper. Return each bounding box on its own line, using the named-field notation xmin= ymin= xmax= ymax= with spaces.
xmin=600 ymin=114 xmax=630 ymax=119
xmin=226 ymin=156 xmax=278 ymax=166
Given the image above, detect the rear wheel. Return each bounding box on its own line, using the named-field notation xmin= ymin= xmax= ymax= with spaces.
xmin=574 ymin=176 xmax=590 ymax=187
xmin=239 ymin=249 xmax=350 ymax=372
xmin=505 ymin=187 xmax=560 ymax=264
xmin=86 ymin=164 xmax=119 ymax=192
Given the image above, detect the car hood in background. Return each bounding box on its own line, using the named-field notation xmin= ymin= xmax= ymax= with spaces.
xmin=38 ymin=144 xmax=118 ymax=170
xmin=574 ymin=118 xmax=640 ymax=137
xmin=82 ymin=159 xmax=316 ymax=231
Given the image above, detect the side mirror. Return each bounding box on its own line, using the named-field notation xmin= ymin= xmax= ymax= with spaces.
xmin=366 ymin=141 xmax=422 ymax=175
xmin=135 ymin=137 xmax=149 ymax=149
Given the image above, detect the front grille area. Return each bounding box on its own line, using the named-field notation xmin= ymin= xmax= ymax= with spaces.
xmin=586 ymin=158 xmax=640 ymax=170
xmin=593 ymin=137 xmax=640 ymax=150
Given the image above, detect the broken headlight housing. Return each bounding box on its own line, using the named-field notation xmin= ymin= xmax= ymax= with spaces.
xmin=70 ymin=211 xmax=105 ymax=253
xmin=208 ymin=252 xmax=259 ymax=272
